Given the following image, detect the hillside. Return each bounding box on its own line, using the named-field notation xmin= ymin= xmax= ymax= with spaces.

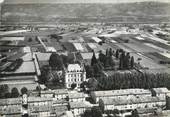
xmin=2 ymin=2 xmax=170 ymax=24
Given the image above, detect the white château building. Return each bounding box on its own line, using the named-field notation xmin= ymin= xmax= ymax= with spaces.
xmin=64 ymin=63 xmax=86 ymax=88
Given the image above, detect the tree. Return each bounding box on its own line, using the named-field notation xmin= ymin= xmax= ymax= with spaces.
xmin=99 ymin=99 xmax=105 ymax=113
xmin=87 ymin=78 xmax=99 ymax=91
xmin=71 ymin=83 xmax=77 ymax=89
xmin=83 ymin=110 xmax=92 ymax=117
xmin=49 ymin=53 xmax=63 ymax=70
xmin=130 ymin=56 xmax=134 ymax=69
xmin=0 ymin=85 xmax=9 ymax=99
xmin=11 ymin=88 xmax=20 ymax=98
xmin=39 ymin=65 xmax=50 ymax=84
xmin=28 ymin=37 xmax=32 ymax=42
xmin=91 ymin=51 xmax=97 ymax=66
xmin=85 ymin=65 xmax=94 ymax=78
xmin=60 ymin=54 xmax=68 ymax=66
xmin=112 ymin=109 xmax=120 ymax=116
xmin=108 ymin=56 xmax=115 ymax=69
xmin=119 ymin=54 xmax=123 ymax=70
xmin=106 ymin=49 xmax=109 ymax=57
xmin=80 ymin=81 xmax=88 ymax=91
xmin=21 ymin=87 xmax=28 ymax=95
xmin=125 ymin=52 xmax=130 ymax=69
xmin=36 ymin=86 xmax=41 ymax=96
xmin=5 ymin=92 xmax=11 ymax=98
xmin=109 ymin=48 xmax=113 ymax=56
xmin=93 ymin=63 xmax=102 ymax=76
xmin=91 ymin=107 xmax=103 ymax=117
xmin=115 ymin=49 xmax=119 ymax=59
xmin=99 ymin=50 xmax=106 ymax=65
xmin=131 ymin=109 xmax=139 ymax=117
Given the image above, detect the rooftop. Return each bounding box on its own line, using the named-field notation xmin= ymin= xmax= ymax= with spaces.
xmin=0 ymin=98 xmax=22 ymax=106
xmin=28 ymin=97 xmax=53 ymax=103
xmin=152 ymin=87 xmax=170 ymax=94
xmin=91 ymin=88 xmax=151 ymax=97
xmin=68 ymin=92 xmax=85 ymax=99
xmin=103 ymin=96 xmax=165 ymax=106
xmin=53 ymin=89 xmax=68 ymax=95
xmin=0 ymin=37 xmax=25 ymax=41
xmin=67 ymin=64 xmax=83 ymax=72
xmin=0 ymin=105 xmax=22 ymax=115
xmin=69 ymin=101 xmax=92 ymax=109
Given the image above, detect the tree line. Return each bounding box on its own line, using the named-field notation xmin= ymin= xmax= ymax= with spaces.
xmin=97 ymin=72 xmax=170 ymax=90
xmin=0 ymin=85 xmax=28 ymax=99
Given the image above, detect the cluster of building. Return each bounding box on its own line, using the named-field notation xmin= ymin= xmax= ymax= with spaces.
xmin=1 ymin=87 xmax=170 ymax=117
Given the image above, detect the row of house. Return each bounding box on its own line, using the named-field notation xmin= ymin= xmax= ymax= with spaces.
xmin=100 ymin=96 xmax=166 ymax=112
xmin=0 ymin=87 xmax=170 ymax=117
xmin=91 ymin=88 xmax=170 ymax=103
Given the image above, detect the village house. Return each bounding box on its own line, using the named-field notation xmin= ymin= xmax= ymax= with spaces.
xmin=91 ymin=88 xmax=152 ymax=103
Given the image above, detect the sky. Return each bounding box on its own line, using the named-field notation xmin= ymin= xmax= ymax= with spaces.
xmin=3 ymin=0 xmax=170 ymax=4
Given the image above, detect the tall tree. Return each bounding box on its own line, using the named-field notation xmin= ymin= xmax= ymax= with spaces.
xmin=99 ymin=50 xmax=106 ymax=65
xmin=125 ymin=52 xmax=130 ymax=69
xmin=109 ymin=48 xmax=113 ymax=56
xmin=130 ymin=56 xmax=134 ymax=69
xmin=11 ymin=87 xmax=20 ymax=98
xmin=39 ymin=65 xmax=50 ymax=84
xmin=49 ymin=53 xmax=63 ymax=70
xmin=0 ymin=85 xmax=9 ymax=99
xmin=91 ymin=107 xmax=103 ymax=117
xmin=85 ymin=65 xmax=94 ymax=78
xmin=21 ymin=87 xmax=28 ymax=95
xmin=106 ymin=49 xmax=109 ymax=57
xmin=91 ymin=51 xmax=97 ymax=66
xmin=115 ymin=49 xmax=119 ymax=59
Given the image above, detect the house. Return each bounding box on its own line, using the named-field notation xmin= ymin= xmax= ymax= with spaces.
xmin=51 ymin=105 xmax=68 ymax=117
xmin=53 ymin=89 xmax=68 ymax=100
xmin=0 ymin=106 xmax=22 ymax=117
xmin=40 ymin=90 xmax=54 ymax=98
xmin=27 ymin=97 xmax=53 ymax=116
xmin=91 ymin=88 xmax=152 ymax=103
xmin=40 ymin=89 xmax=68 ymax=100
xmin=64 ymin=63 xmax=86 ymax=89
xmin=28 ymin=97 xmax=53 ymax=108
xmin=0 ymin=98 xmax=22 ymax=117
xmin=68 ymin=92 xmax=86 ymax=102
xmin=151 ymin=87 xmax=170 ymax=99
xmin=69 ymin=101 xmax=92 ymax=116
xmin=29 ymin=105 xmax=52 ymax=117
xmin=100 ymin=96 xmax=166 ymax=112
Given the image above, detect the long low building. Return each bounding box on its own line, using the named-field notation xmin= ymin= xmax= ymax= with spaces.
xmin=100 ymin=96 xmax=166 ymax=112
xmin=91 ymin=88 xmax=152 ymax=103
